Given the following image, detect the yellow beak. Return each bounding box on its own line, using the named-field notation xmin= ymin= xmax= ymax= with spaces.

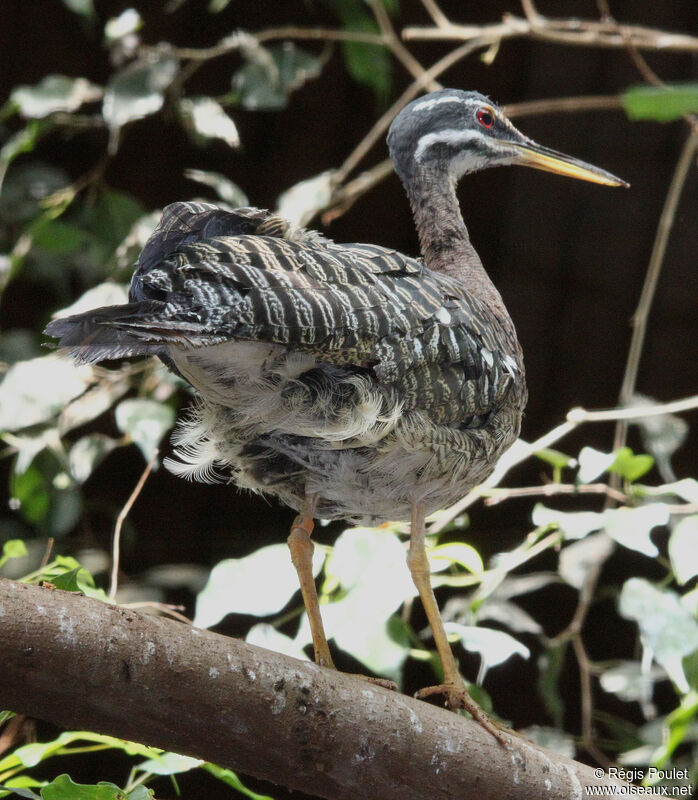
xmin=508 ymin=140 xmax=629 ymax=187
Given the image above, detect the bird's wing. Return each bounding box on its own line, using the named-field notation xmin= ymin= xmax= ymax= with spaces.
xmin=46 ymin=202 xmax=521 ymax=424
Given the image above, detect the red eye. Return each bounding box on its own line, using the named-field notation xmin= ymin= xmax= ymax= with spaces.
xmin=476 ymin=108 xmax=494 ymax=128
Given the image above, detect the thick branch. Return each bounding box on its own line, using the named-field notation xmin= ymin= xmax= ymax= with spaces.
xmin=0 ymin=579 xmax=629 ymax=800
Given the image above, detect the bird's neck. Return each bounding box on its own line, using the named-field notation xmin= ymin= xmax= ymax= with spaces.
xmin=407 ymin=168 xmax=510 ymax=320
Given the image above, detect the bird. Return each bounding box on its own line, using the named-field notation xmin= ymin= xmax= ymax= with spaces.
xmin=45 ymin=88 xmax=626 ymax=735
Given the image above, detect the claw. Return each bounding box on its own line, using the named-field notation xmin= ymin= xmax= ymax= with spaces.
xmin=415 ymin=682 xmax=511 ymax=746
xmin=354 ymin=674 xmax=398 ymax=691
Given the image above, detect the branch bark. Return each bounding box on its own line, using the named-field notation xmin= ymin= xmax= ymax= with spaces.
xmin=0 ymin=579 xmax=631 ymax=799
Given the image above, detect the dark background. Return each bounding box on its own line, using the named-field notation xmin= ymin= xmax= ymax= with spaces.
xmin=0 ymin=1 xmax=696 ymax=798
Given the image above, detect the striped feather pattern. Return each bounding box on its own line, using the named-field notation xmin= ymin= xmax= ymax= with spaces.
xmin=47 ymin=201 xmax=527 ymax=522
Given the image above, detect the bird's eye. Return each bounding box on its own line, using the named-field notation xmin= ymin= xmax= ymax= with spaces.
xmin=476 ymin=108 xmax=494 ymax=128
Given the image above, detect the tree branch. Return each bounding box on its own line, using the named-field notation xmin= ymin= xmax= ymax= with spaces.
xmin=0 ymin=579 xmax=630 ymax=800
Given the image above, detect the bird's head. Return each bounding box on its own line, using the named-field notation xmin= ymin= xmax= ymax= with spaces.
xmin=387 ymin=89 xmax=627 ymax=189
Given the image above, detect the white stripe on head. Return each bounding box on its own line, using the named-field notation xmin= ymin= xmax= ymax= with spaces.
xmin=412 ymin=95 xmax=470 ymax=113
xmin=414 ymin=129 xmax=482 ymax=163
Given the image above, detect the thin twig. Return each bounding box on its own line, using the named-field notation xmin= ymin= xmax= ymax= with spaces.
xmin=39 ymin=537 xmax=55 ymax=570
xmin=611 ymin=133 xmax=698 ymax=453
xmin=156 ymin=28 xmax=385 ymax=61
xmin=418 ymin=0 xmax=451 ymax=28
xmin=482 ymin=482 xmax=628 ymax=506
xmin=595 ymin=0 xmax=661 ymax=87
xmin=503 ymin=94 xmax=622 ymax=118
xmin=572 ymin=394 xmax=698 ymax=423
xmin=367 ymin=0 xmax=442 ymax=92
xmin=121 ymin=601 xmax=191 ymax=624
xmin=595 ymin=1 xmax=698 ymax=135
xmin=572 ymin=634 xmax=613 ymax=768
xmin=323 ymin=158 xmax=394 ymax=223
xmin=483 ymin=483 xmax=698 ymax=514
xmin=402 ymin=11 xmax=698 ymax=52
xmin=109 ymin=450 xmax=159 ymax=602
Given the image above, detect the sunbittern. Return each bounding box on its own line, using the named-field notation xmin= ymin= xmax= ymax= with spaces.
xmin=46 ymin=89 xmax=626 ymax=733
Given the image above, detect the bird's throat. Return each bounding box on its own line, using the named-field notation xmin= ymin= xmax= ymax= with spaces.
xmin=407 ymin=169 xmax=510 ymax=318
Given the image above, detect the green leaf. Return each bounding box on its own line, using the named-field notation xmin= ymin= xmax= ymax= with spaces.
xmin=125 ymin=789 xmax=152 ymax=800
xmin=577 ymin=446 xmax=616 ymax=483
xmin=666 ymin=478 xmax=698 ymax=505
xmin=0 ymin=733 xmax=164 ymax=778
xmin=56 ymin=281 xmax=129 ymax=320
xmin=61 ymin=0 xmax=95 ymax=18
xmin=479 ymin=598 xmax=543 ymax=635
xmin=103 ymin=55 xmax=179 ymax=133
xmin=628 ymin=393 xmax=688 ymax=482
xmin=115 ymin=399 xmax=174 ymax=462
xmin=444 ymin=623 xmax=530 ymax=683
xmin=49 ymin=567 xmax=84 ymax=593
xmin=29 ymin=216 xmax=90 ymax=254
xmin=276 ymin=170 xmax=336 ymax=227
xmin=0 ymin=539 xmax=28 ymax=569
xmin=619 ymin=578 xmax=698 ymax=693
xmin=78 ymin=188 xmax=146 ymax=261
xmin=179 ymin=97 xmax=239 ymax=148
xmin=134 ymin=751 xmax=202 ymax=776
xmin=0 ymin=162 xmax=71 ymax=225
xmin=104 ymin=10 xmax=142 ymax=43
xmin=532 ymin=503 xmax=604 ymax=540
xmin=648 ymin=690 xmax=698 ymax=772
xmin=0 ymin=785 xmax=41 ymax=799
xmin=0 ymin=120 xmax=55 ymax=190
xmin=11 ymin=76 xmax=102 ymax=119
xmin=202 ymin=763 xmax=275 ymax=800
xmin=312 ymin=527 xmax=416 ymax=679
xmin=324 ymin=0 xmax=391 ymax=102
xmin=183 ymin=169 xmax=248 ymax=205
xmin=246 ymin=623 xmax=310 ymax=661
xmin=194 ymin=543 xmax=324 ymax=627
xmin=427 ymin=541 xmax=483 ymax=575
xmin=599 ymin=660 xmax=663 ymax=704
xmin=0 ymin=354 xmax=92 ymax=432
xmin=40 ymin=775 xmax=125 ymax=800
xmin=519 ymin=725 xmax=575 ymax=758
xmin=232 ymin=43 xmax=323 ymax=111
xmin=558 ymin=531 xmax=614 ymax=589
xmin=669 ymin=516 xmax=698 ymax=585
xmin=69 ymin=434 xmax=117 ymax=483
xmin=622 ymin=84 xmax=698 ymax=122
xmin=603 ymin=503 xmax=668 ymax=557
xmin=10 ymin=465 xmax=50 ymax=526
xmin=609 ymin=447 xmax=654 ymax=483
xmin=534 ymin=448 xmax=575 ymax=469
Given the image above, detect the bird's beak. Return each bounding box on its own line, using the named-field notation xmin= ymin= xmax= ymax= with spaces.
xmin=508 ymin=139 xmax=628 ymax=187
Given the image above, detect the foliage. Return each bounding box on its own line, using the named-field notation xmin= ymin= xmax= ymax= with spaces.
xmin=621 ymin=84 xmax=698 ymax=122
xmin=0 ymin=1 xmax=696 ymax=798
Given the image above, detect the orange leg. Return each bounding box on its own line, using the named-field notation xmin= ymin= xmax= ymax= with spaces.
xmin=407 ymin=501 xmax=509 ymax=744
xmin=287 ymin=504 xmax=335 ymax=669
xmin=287 ymin=500 xmax=396 ymax=691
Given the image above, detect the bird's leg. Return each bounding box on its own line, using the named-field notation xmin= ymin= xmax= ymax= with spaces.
xmin=287 ymin=503 xmax=335 ymax=669
xmin=407 ymin=501 xmax=509 ymax=744
xmin=287 ymin=499 xmax=396 ymax=691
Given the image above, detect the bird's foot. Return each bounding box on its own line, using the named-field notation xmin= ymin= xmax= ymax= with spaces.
xmin=314 ymin=652 xmax=397 ymax=691
xmin=415 ymin=682 xmax=511 ymax=745
xmin=353 ymin=674 xmax=398 ymax=691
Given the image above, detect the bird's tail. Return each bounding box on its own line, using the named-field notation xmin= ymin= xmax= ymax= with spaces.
xmin=44 ymin=301 xmax=171 ymax=364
